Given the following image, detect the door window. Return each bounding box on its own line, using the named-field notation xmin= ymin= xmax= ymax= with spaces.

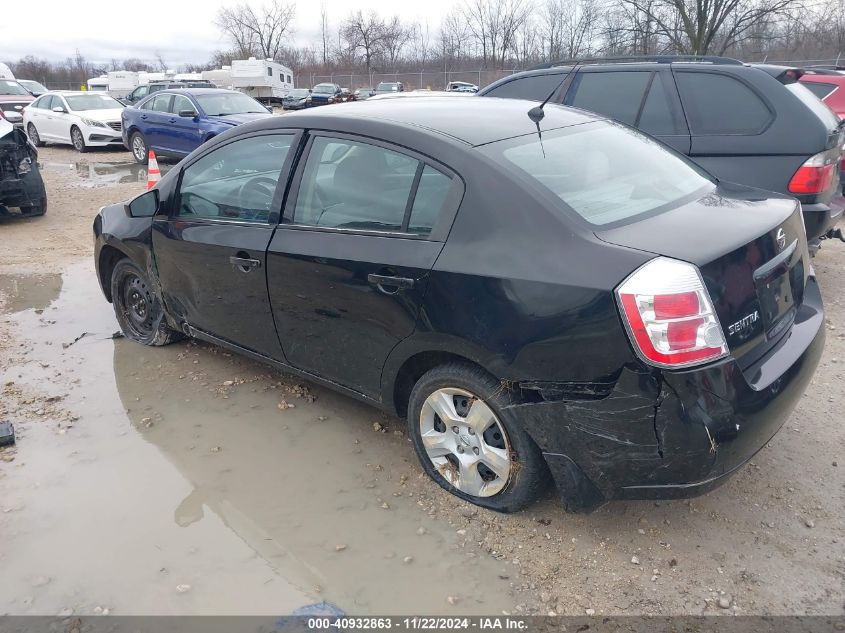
xmin=676 ymin=72 xmax=773 ymax=134
xmin=132 ymin=86 xmax=149 ymax=100
xmin=292 ymin=136 xmax=451 ymax=234
xmin=566 ymin=71 xmax=652 ymax=126
xmin=802 ymin=81 xmax=837 ymax=100
xmin=170 ymin=95 xmax=195 ymax=114
xmin=484 ymin=73 xmax=566 ymax=100
xmin=34 ymin=95 xmax=53 ymax=109
xmin=637 ymin=73 xmax=677 ymax=135
xmin=178 ymin=134 xmax=293 ymax=223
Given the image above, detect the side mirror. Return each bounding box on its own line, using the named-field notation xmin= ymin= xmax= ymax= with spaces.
xmin=51 ymin=106 xmax=66 ymax=113
xmin=178 ymin=109 xmax=198 ymax=118
xmin=124 ymin=189 xmax=159 ymax=218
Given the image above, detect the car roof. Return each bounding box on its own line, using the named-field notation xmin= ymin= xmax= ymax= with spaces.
xmin=800 ymin=71 xmax=845 ymax=85
xmin=268 ymin=97 xmax=601 ymax=146
xmin=155 ymin=88 xmax=235 ymax=96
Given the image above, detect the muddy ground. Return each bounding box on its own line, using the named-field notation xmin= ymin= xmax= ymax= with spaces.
xmin=0 ymin=145 xmax=843 ymax=617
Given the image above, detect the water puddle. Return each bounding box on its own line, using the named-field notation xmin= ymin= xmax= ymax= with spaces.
xmin=0 ymin=262 xmax=518 ymax=615
xmin=38 ymin=161 xmax=173 ymax=188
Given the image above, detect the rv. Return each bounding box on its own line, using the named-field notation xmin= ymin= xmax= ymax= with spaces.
xmin=87 ymin=76 xmax=109 ymax=92
xmin=106 ymin=71 xmax=139 ymax=98
xmin=231 ymin=58 xmax=293 ymax=104
xmin=202 ymin=66 xmax=233 ymax=89
xmin=0 ymin=63 xmax=14 ymax=80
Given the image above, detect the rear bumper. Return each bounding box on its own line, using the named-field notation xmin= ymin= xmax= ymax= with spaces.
xmin=516 ymin=277 xmax=825 ymax=510
xmin=803 ymin=198 xmax=844 ymax=242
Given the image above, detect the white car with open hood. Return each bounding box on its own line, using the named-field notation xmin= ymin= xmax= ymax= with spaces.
xmin=23 ymin=91 xmax=125 ymax=152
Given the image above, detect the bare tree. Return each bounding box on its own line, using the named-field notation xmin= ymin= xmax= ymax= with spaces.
xmin=341 ymin=11 xmax=387 ymax=76
xmin=619 ymin=0 xmax=799 ymax=54
xmin=462 ymin=0 xmax=533 ymax=68
xmin=381 ymin=16 xmax=412 ymax=70
xmin=320 ymin=5 xmax=330 ymax=67
xmin=216 ymin=0 xmax=296 ymax=60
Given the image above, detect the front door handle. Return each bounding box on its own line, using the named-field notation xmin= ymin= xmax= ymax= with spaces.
xmin=230 ymin=254 xmax=261 ymax=273
xmin=368 ymin=273 xmax=414 ymax=289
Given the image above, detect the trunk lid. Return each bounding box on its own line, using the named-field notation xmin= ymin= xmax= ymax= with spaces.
xmin=597 ymin=182 xmax=809 ymax=368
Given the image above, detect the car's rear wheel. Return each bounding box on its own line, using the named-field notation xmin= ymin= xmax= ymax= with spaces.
xmin=27 ymin=123 xmax=44 ymax=147
xmin=130 ymin=131 xmax=147 ymax=164
xmin=110 ymin=259 xmax=181 ymax=346
xmin=408 ymin=363 xmax=549 ymax=512
xmin=70 ymin=126 xmax=87 ymax=153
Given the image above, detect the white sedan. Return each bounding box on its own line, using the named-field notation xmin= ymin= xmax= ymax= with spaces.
xmin=23 ymin=91 xmax=125 ymax=152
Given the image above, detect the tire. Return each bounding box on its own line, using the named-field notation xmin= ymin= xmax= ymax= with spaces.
xmin=407 ymin=363 xmax=550 ymax=512
xmin=27 ymin=123 xmax=44 ymax=147
xmin=70 ymin=126 xmax=87 ymax=153
xmin=110 ymin=259 xmax=182 ymax=346
xmin=20 ymin=197 xmax=47 ymax=217
xmin=130 ymin=131 xmax=147 ymax=164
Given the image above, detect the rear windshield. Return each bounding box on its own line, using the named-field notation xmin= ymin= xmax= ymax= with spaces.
xmin=802 ymin=80 xmax=838 ymax=100
xmin=0 ymin=80 xmax=30 ymax=96
xmin=481 ymin=121 xmax=713 ymax=226
xmin=786 ymin=83 xmax=841 ymax=127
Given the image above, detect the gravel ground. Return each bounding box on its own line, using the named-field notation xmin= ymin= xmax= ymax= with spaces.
xmin=0 ymin=145 xmax=842 ymax=616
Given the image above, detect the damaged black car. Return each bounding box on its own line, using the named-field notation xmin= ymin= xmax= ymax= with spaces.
xmin=0 ymin=119 xmax=46 ymax=218
xmin=93 ymin=98 xmax=824 ymax=512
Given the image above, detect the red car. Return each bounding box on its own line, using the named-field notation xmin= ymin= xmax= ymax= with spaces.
xmin=800 ymin=69 xmax=845 ymax=117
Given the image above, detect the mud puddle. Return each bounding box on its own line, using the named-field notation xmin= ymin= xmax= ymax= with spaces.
xmin=0 ymin=261 xmax=518 ymax=615
xmin=38 ymin=160 xmax=173 ymax=187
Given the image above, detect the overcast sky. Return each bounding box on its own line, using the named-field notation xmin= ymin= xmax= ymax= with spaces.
xmin=0 ymin=0 xmax=456 ymax=67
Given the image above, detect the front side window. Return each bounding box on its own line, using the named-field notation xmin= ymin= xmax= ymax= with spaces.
xmin=178 ymin=134 xmax=293 ymax=223
xmin=33 ymin=95 xmax=52 ymax=109
xmin=132 ymin=86 xmax=149 ymax=99
xmin=567 ymin=71 xmax=652 ymax=127
xmin=481 ymin=121 xmax=712 ymax=226
xmin=676 ymin=72 xmax=773 ymax=135
xmin=292 ymin=136 xmax=451 ymax=235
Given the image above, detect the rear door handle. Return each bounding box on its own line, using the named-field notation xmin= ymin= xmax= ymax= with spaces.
xmin=230 ymin=255 xmax=261 ymax=272
xmin=367 ymin=274 xmax=414 ymax=289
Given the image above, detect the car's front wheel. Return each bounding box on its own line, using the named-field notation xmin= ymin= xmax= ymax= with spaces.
xmin=70 ymin=126 xmax=87 ymax=153
xmin=110 ymin=259 xmax=181 ymax=346
xmin=130 ymin=131 xmax=147 ymax=164
xmin=27 ymin=123 xmax=44 ymax=147
xmin=408 ymin=363 xmax=549 ymax=512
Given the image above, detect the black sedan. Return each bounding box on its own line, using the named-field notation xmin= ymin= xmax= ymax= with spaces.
xmin=282 ymin=88 xmax=312 ymax=110
xmin=93 ymin=98 xmax=824 ymax=512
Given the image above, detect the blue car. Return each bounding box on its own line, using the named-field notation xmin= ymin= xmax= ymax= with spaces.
xmin=122 ymin=88 xmax=272 ymax=163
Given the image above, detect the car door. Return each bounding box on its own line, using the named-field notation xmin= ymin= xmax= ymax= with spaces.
xmin=152 ymin=131 xmax=298 ymax=358
xmin=163 ymin=94 xmax=201 ymax=156
xmin=139 ymin=93 xmax=173 ymax=152
xmin=563 ymin=68 xmax=691 ymax=154
xmin=49 ymin=95 xmax=74 ymax=144
xmin=267 ymin=133 xmax=462 ymax=398
xmin=28 ymin=95 xmax=54 ymax=139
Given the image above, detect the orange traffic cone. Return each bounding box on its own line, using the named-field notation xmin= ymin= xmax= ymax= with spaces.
xmin=147 ymin=150 xmax=161 ymax=190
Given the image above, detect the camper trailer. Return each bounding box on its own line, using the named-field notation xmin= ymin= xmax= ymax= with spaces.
xmin=231 ymin=58 xmax=293 ymax=104
xmin=106 ymin=71 xmax=139 ymax=98
xmin=87 ymin=76 xmax=109 ymax=92
xmin=0 ymin=63 xmax=14 ymax=80
xmin=202 ymin=66 xmax=233 ymax=89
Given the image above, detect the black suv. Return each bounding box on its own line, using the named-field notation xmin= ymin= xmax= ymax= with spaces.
xmin=480 ymin=56 xmax=845 ymax=247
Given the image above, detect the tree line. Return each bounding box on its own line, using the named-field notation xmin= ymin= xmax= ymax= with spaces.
xmin=7 ymin=0 xmax=845 ymax=87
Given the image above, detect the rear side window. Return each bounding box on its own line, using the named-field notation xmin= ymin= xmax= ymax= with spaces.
xmin=144 ymin=94 xmax=172 ymax=112
xmin=638 ymin=73 xmax=676 ymax=135
xmin=293 ymin=136 xmax=451 ymax=235
xmin=676 ymin=72 xmax=772 ymax=134
xmin=802 ymin=81 xmax=837 ymax=100
xmin=566 ymin=71 xmax=651 ymax=126
xmin=481 ymin=121 xmax=712 ymax=226
xmin=170 ymin=95 xmax=194 ymax=114
xmin=485 ymin=73 xmax=566 ymax=101
xmin=786 ymin=82 xmax=841 ymax=128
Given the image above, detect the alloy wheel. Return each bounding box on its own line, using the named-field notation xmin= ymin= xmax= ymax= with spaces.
xmin=419 ymin=387 xmax=512 ymax=497
xmin=132 ymin=135 xmax=146 ymax=162
xmin=71 ymin=128 xmax=84 ymax=151
xmin=27 ymin=124 xmax=40 ymax=146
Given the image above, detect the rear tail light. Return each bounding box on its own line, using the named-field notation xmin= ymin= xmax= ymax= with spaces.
xmin=616 ymin=258 xmax=728 ymax=369
xmin=789 ymin=152 xmax=836 ymax=194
